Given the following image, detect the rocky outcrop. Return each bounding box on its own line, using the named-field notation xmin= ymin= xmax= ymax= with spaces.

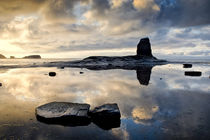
xmin=0 ymin=54 xmax=6 ymax=59
xmin=23 ymin=55 xmax=41 ymax=59
xmin=49 ymin=37 xmax=166 ymax=70
xmin=137 ymin=37 xmax=153 ymax=57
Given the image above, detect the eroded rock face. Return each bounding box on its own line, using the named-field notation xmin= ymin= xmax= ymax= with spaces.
xmin=137 ymin=37 xmax=153 ymax=57
xmin=36 ymin=102 xmax=91 ymax=125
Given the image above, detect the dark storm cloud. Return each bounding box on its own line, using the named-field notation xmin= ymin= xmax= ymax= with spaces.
xmin=156 ymin=0 xmax=210 ymax=27
xmin=1 ymin=0 xmax=210 ymax=33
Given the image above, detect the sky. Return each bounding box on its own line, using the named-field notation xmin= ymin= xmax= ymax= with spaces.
xmin=0 ymin=0 xmax=209 ymax=58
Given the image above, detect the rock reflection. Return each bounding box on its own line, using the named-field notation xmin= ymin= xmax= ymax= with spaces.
xmin=36 ymin=115 xmax=91 ymax=127
xmin=136 ymin=66 xmax=153 ymax=86
xmin=93 ymin=118 xmax=121 ymax=130
xmin=36 ymin=115 xmax=121 ymax=130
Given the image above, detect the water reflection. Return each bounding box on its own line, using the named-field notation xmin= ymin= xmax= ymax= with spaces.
xmin=0 ymin=64 xmax=209 ymax=139
xmin=136 ymin=66 xmax=152 ymax=86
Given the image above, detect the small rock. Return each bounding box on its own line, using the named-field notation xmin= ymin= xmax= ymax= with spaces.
xmin=183 ymin=64 xmax=192 ymax=68
xmin=60 ymin=67 xmax=65 ymax=69
xmin=0 ymin=83 xmax=2 ymax=87
xmin=49 ymin=72 xmax=56 ymax=77
xmin=185 ymin=71 xmax=202 ymax=77
xmin=36 ymin=102 xmax=91 ymax=126
xmin=80 ymin=72 xmax=84 ymax=74
xmin=160 ymin=78 xmax=162 ymax=80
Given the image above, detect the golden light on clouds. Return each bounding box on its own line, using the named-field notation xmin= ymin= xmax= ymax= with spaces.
xmin=111 ymin=0 xmax=127 ymax=8
xmin=132 ymin=106 xmax=159 ymax=121
xmin=133 ymin=0 xmax=160 ymax=11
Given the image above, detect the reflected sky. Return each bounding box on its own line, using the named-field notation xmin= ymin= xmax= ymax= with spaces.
xmin=0 ymin=63 xmax=210 ymax=139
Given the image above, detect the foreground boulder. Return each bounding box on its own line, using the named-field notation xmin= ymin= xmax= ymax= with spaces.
xmin=36 ymin=102 xmax=91 ymax=126
xmin=36 ymin=102 xmax=121 ymax=129
xmin=137 ymin=37 xmax=153 ymax=57
xmin=90 ymin=104 xmax=121 ymax=130
xmin=91 ymin=103 xmax=121 ymax=118
xmin=23 ymin=55 xmax=41 ymax=59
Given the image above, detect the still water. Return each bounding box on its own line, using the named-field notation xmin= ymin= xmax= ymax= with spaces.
xmin=0 ymin=61 xmax=209 ymax=139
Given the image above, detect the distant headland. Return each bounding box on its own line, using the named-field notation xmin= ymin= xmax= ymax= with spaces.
xmin=0 ymin=54 xmax=41 ymax=59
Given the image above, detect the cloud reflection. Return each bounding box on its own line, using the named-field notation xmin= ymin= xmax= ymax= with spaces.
xmin=0 ymin=64 xmax=209 ymax=139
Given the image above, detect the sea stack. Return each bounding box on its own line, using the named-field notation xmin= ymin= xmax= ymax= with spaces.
xmin=137 ymin=37 xmax=153 ymax=57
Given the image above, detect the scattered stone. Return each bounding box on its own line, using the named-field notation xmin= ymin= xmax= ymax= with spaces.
xmin=185 ymin=71 xmax=202 ymax=77
xmin=0 ymin=83 xmax=2 ymax=87
xmin=49 ymin=72 xmax=56 ymax=77
xmin=80 ymin=72 xmax=84 ymax=74
xmin=183 ymin=64 xmax=192 ymax=68
xmin=23 ymin=55 xmax=41 ymax=59
xmin=36 ymin=102 xmax=91 ymax=126
xmin=137 ymin=37 xmax=153 ymax=57
xmin=60 ymin=67 xmax=65 ymax=69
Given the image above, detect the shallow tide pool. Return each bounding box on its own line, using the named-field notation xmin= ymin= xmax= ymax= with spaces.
xmin=0 ymin=63 xmax=209 ymax=140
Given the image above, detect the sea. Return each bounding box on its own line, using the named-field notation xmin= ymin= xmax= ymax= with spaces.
xmin=0 ymin=58 xmax=209 ymax=140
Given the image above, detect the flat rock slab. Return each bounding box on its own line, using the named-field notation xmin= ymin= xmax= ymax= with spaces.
xmin=36 ymin=102 xmax=90 ymax=126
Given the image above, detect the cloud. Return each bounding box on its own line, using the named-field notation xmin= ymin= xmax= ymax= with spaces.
xmin=0 ymin=0 xmax=210 ymax=58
